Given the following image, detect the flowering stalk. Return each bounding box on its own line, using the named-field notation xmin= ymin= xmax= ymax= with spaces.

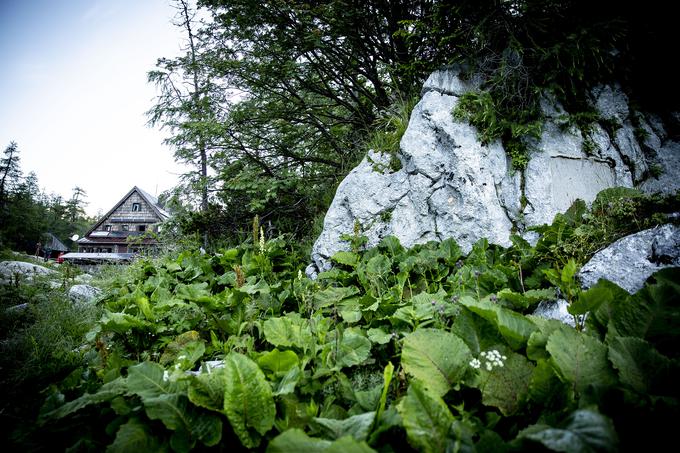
xmin=259 ymin=227 xmax=266 ymax=254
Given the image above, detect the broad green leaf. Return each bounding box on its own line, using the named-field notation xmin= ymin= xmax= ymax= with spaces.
xmin=460 ymin=297 xmax=537 ymax=350
xmin=401 ymin=328 xmax=471 ymax=396
xmin=339 ymin=304 xmax=363 ymax=323
xmin=314 ymin=412 xmax=376 ymax=441
xmin=175 ymin=282 xmax=213 ymax=303
xmin=521 ymin=409 xmax=618 ymax=453
xmin=331 ymin=251 xmax=360 ymax=267
xmin=154 ymin=298 xmax=188 ymax=311
xmin=474 ymin=351 xmax=534 ymax=415
xmin=451 ymin=307 xmax=504 ymax=355
xmin=313 ymin=286 xmax=360 ymax=308
xmin=127 ymin=362 xmax=176 ymax=400
xmin=216 ymin=271 xmax=236 ymax=286
xmin=274 ymin=366 xmax=302 ymax=396
xmin=100 ymin=312 xmax=153 ymax=335
xmin=528 ymin=359 xmax=565 ymax=406
xmin=144 ymin=394 xmax=222 ymax=452
xmin=546 ymin=327 xmax=616 ymax=394
xmin=498 ymin=288 xmax=555 ymax=310
xmin=238 ymin=279 xmax=271 ymax=297
xmin=160 ymin=331 xmax=204 ymax=366
xmin=377 ymin=362 xmax=394 ymax=419
xmin=391 ymin=303 xmax=433 ymax=326
xmin=41 ymin=377 xmax=126 ymax=421
xmin=397 ymin=381 xmax=454 ymax=453
xmin=368 ymin=406 xmax=402 ymax=446
xmin=188 ymin=367 xmax=227 ymax=413
xmin=175 ymin=341 xmax=206 ymax=370
xmin=561 ymin=259 xmax=578 ymax=282
xmin=476 ymin=429 xmax=509 ymax=453
xmin=325 ymin=436 xmax=376 ymax=453
xmin=263 ymin=315 xmax=313 ymax=349
xmin=439 ymin=237 xmax=462 ymax=264
xmin=607 ymin=276 xmax=680 ymax=357
xmin=135 ymin=294 xmax=154 ymax=321
xmin=110 ymin=396 xmax=133 ymax=415
xmin=486 ymin=304 xmax=538 ymax=349
xmin=526 ymin=317 xmax=566 ymax=361
xmin=267 ymin=429 xmax=331 ymax=452
xmin=266 ymin=430 xmax=376 ymax=453
xmin=165 ymin=261 xmax=182 ymax=273
xmin=365 ymin=254 xmax=392 ymax=276
xmin=584 ymin=280 xmax=630 ymax=337
xmin=335 ymin=329 xmax=372 ymax=368
xmin=410 ymin=290 xmax=449 ymax=307
xmin=355 ymin=385 xmax=382 ymax=412
xmin=378 ymin=236 xmax=405 ymax=257
xmin=217 ymin=247 xmax=240 ymax=263
xmin=367 ymin=327 xmax=392 ymax=345
xmin=568 ymin=282 xmax=612 ymax=316
xmin=258 ymin=349 xmax=299 ymax=377
xmin=649 ymin=267 xmax=680 ymax=290
xmin=607 ymin=336 xmax=673 ymax=394
xmin=223 ymin=352 xmax=276 ymax=448
xmin=107 ymin=417 xmax=166 ymax=453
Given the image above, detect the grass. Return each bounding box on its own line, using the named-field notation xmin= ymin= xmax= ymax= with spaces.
xmin=0 ymin=268 xmax=102 ymax=448
xmin=365 ymin=95 xmax=418 ymax=172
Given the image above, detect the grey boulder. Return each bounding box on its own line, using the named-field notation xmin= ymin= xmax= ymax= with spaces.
xmin=0 ymin=260 xmax=57 ymax=285
xmin=578 ymin=223 xmax=680 ymax=294
xmin=68 ymin=284 xmax=102 ymax=304
xmin=309 ymin=68 xmax=677 ymax=274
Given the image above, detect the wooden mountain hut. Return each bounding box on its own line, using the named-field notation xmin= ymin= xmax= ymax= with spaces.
xmin=62 ymin=187 xmax=169 ymax=264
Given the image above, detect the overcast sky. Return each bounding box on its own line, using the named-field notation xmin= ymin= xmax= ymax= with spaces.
xmin=0 ymin=0 xmax=190 ymax=217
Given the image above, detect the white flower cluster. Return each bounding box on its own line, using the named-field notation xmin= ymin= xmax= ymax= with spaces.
xmin=469 ymin=349 xmax=508 ymax=371
xmin=259 ymin=227 xmax=266 ymax=254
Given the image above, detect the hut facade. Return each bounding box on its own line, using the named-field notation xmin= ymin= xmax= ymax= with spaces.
xmin=75 ymin=186 xmax=169 ymax=254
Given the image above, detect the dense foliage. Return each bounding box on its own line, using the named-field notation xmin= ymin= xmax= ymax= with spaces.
xmin=10 ymin=189 xmax=676 ymax=452
xmin=0 ymin=142 xmax=93 ymax=254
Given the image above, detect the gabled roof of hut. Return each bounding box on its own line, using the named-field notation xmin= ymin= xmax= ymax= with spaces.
xmin=44 ymin=232 xmax=69 ymax=252
xmin=84 ymin=186 xmax=170 ymax=237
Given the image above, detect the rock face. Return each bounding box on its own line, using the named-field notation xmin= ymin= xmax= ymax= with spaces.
xmin=578 ymin=224 xmax=680 ymax=294
xmin=68 ymin=284 xmax=102 ymax=304
xmin=309 ymin=68 xmax=680 ymax=274
xmin=0 ymin=260 xmax=57 ymax=285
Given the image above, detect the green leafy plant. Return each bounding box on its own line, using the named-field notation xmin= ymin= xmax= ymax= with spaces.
xmin=6 ymin=187 xmax=678 ymax=452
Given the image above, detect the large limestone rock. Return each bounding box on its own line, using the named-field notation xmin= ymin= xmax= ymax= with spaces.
xmin=578 ymin=224 xmax=680 ymax=294
xmin=0 ymin=260 xmax=57 ymax=285
xmin=68 ymin=284 xmax=102 ymax=304
xmin=309 ymin=69 xmax=679 ymax=274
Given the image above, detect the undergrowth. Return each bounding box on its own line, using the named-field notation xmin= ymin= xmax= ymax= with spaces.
xmin=0 ymin=280 xmax=101 ymax=447
xmin=4 ymin=187 xmax=676 ymax=452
